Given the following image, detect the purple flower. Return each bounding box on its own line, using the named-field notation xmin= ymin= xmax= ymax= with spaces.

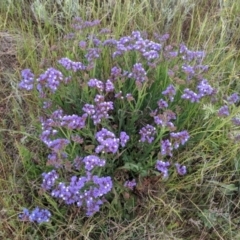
xmin=47 ymin=138 xmax=70 ymax=152
xmin=87 ymin=34 xmax=102 ymax=47
xmin=51 ymin=176 xmax=87 ymax=205
xmin=170 ymin=131 xmax=190 ymax=149
xmin=154 ymin=33 xmax=169 ymax=42
xmin=85 ymin=48 xmax=101 ymax=63
xmin=73 ymin=156 xmax=83 ymax=170
xmin=19 ymin=207 xmax=51 ymax=224
xmin=157 ymin=99 xmax=168 ymax=109
xmin=71 ymin=18 xmax=100 ymax=30
xmin=120 ymin=131 xmax=130 ymax=147
xmin=71 ymin=135 xmax=84 ymax=144
xmin=18 ymin=208 xmax=30 ymax=221
xmin=153 ymin=110 xmax=176 ymax=129
xmin=37 ymin=67 xmax=64 ymax=93
xmin=175 ymin=163 xmax=187 ymax=175
xmin=155 ymin=160 xmax=170 ymax=178
xmin=218 ymin=105 xmax=229 ymax=117
xmin=128 ymin=63 xmax=147 ymax=83
xmin=82 ymin=104 xmax=95 ymax=115
xmin=126 ymin=93 xmax=134 ymax=101
xmin=41 ymin=170 xmax=59 ymax=190
xmin=92 ymin=176 xmax=113 ymax=195
xmin=94 ymin=101 xmax=114 ymax=124
xmin=82 ymin=155 xmax=106 ymax=171
xmin=110 ymin=66 xmax=122 ymax=80
xmin=99 ymin=28 xmax=111 ymax=34
xmin=105 ymin=79 xmax=115 ymax=92
xmin=88 ymin=79 xmax=104 ymax=92
xmin=47 ymin=152 xmax=67 ymax=168
xmin=95 ymin=128 xmax=119 ymax=154
xmin=19 ymin=69 xmax=35 ymax=90
xmin=179 ymin=44 xmax=188 ymax=54
xmin=197 ymin=79 xmax=214 ymax=97
xmin=83 ymin=98 xmax=114 ymax=125
xmin=180 ymin=45 xmax=205 ymax=62
xmin=161 ymin=139 xmax=173 ymax=157
xmin=115 ymin=91 xmax=123 ymax=99
xmin=58 ymin=58 xmax=86 ymax=72
xmin=162 ymin=85 xmax=176 ymax=102
xmin=61 ymin=114 xmax=87 ymax=129
xmin=182 ymin=64 xmax=195 ymax=76
xmin=143 ymin=50 xmax=160 ymax=61
xmin=43 ymin=101 xmax=52 ymax=109
xmin=139 ymin=124 xmax=156 ymax=143
xmin=79 ymin=40 xmax=87 ymax=49
xmin=234 ymin=134 xmax=240 ymax=142
xmin=124 ymin=179 xmax=137 ymax=190
xmin=103 ymin=39 xmax=118 ymax=47
xmin=232 ymin=117 xmax=240 ymax=126
xmin=85 ymin=198 xmax=103 ymax=217
xmin=181 ymin=88 xmax=200 ymax=103
xmin=227 ymin=93 xmax=239 ymax=104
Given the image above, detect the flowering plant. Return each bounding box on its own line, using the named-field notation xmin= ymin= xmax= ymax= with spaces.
xmin=19 ymin=17 xmax=218 ymax=221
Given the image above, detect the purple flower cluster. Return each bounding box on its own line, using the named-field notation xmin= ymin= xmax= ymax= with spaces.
xmin=182 ymin=64 xmax=195 ymax=77
xmin=62 ymin=114 xmax=88 ymax=129
xmin=170 ymin=131 xmax=190 ymax=149
xmin=139 ymin=124 xmax=156 ymax=143
xmin=88 ymin=78 xmax=115 ymax=93
xmin=83 ymin=155 xmax=106 ymax=171
xmin=48 ymin=138 xmax=70 ymax=152
xmin=218 ymin=105 xmax=229 ymax=117
xmin=161 ymin=139 xmax=173 ymax=157
xmin=50 ymin=173 xmax=112 ymax=216
xmin=41 ymin=154 xmax=112 ymax=216
xmin=19 ymin=18 xmax=223 ymax=221
xmin=157 ymin=99 xmax=168 ymax=109
xmin=181 ymin=88 xmax=200 ymax=103
xmin=175 ymin=163 xmax=187 ymax=176
xmin=128 ymin=63 xmax=147 ymax=83
xmin=58 ymin=57 xmax=86 ymax=72
xmin=153 ymin=110 xmax=176 ymax=130
xmin=227 ymin=93 xmax=239 ymax=104
xmin=40 ymin=110 xmax=87 ymax=148
xmin=124 ymin=179 xmax=137 ymax=190
xmin=197 ymin=79 xmax=214 ymax=97
xmin=37 ymin=67 xmax=64 ymax=93
xmin=83 ymin=95 xmax=114 ymax=125
xmin=88 ymin=78 xmax=105 ymax=92
xmin=19 ymin=207 xmax=51 ymax=224
xmin=112 ymin=31 xmax=162 ymax=65
xmin=85 ymin=47 xmax=102 ymax=63
xmin=71 ymin=17 xmax=100 ymax=30
xmin=41 ymin=170 xmax=59 ymax=190
xmin=179 ymin=44 xmax=205 ymax=63
xmin=162 ymin=85 xmax=176 ymax=102
xmin=47 ymin=152 xmax=67 ymax=168
xmin=95 ymin=128 xmax=120 ymax=154
xmin=18 ymin=69 xmax=35 ymax=90
xmin=109 ymin=66 xmax=123 ymax=81
xmin=155 ymin=160 xmax=170 ymax=178
xmin=232 ymin=117 xmax=240 ymax=126
xmin=51 ymin=176 xmax=87 ymax=205
xmin=120 ymin=131 xmax=130 ymax=147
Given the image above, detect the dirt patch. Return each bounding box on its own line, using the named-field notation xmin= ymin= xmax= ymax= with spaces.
xmin=0 ymin=31 xmax=19 ymax=123
xmin=0 ymin=31 xmax=20 ymax=72
xmin=0 ymin=32 xmax=21 ymax=167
